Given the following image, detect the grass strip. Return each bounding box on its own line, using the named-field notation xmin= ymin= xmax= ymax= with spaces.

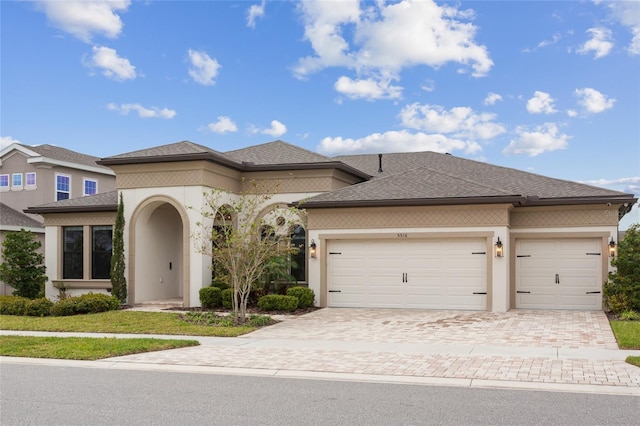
xmin=609 ymin=320 xmax=640 ymax=350
xmin=0 ymin=311 xmax=255 ymax=337
xmin=0 ymin=335 xmax=198 ymax=360
xmin=626 ymin=356 xmax=640 ymax=368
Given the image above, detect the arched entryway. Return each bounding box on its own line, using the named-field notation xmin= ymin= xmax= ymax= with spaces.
xmin=129 ymin=196 xmax=190 ymax=306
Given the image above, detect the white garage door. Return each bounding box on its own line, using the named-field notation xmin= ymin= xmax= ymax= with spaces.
xmin=515 ymin=239 xmax=603 ymax=310
xmin=327 ymin=239 xmax=487 ymax=310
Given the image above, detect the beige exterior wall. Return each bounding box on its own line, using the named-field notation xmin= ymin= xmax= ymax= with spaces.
xmin=510 ymin=205 xmax=620 ymax=228
xmin=308 ymin=204 xmax=511 ymax=229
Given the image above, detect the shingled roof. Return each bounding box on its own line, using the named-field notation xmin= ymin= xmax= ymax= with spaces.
xmin=225 ymin=140 xmax=333 ymax=165
xmin=314 ymin=151 xmax=636 ymax=208
xmin=25 ymin=191 xmax=118 ymax=214
xmin=0 ymin=203 xmax=44 ymax=230
xmin=0 ymin=143 xmax=114 ymax=175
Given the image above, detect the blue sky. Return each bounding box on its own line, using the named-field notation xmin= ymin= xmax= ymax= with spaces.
xmin=1 ymin=0 xmax=639 ymax=227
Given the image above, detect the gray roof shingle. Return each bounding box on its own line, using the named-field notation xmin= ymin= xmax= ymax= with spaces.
xmin=0 ymin=203 xmax=44 ymax=229
xmin=225 ymin=140 xmax=333 ymax=165
xmin=24 ymin=144 xmax=112 ymax=171
xmin=25 ymin=191 xmax=118 ymax=214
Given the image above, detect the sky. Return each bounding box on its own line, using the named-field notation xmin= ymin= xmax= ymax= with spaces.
xmin=1 ymin=0 xmax=639 ymax=228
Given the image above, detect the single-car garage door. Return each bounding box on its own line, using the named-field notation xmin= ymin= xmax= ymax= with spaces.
xmin=327 ymin=239 xmax=487 ymax=310
xmin=515 ymin=239 xmax=603 ymax=310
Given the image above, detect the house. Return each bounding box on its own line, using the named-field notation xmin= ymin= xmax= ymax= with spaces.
xmin=0 ymin=143 xmax=116 ymax=295
xmin=25 ymin=140 xmax=636 ymax=311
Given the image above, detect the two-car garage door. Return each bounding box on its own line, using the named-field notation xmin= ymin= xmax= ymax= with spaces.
xmin=327 ymin=239 xmax=487 ymax=310
xmin=515 ymin=239 xmax=603 ymax=310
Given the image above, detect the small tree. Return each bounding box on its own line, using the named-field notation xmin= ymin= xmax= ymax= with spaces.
xmin=110 ymin=192 xmax=127 ymax=303
xmin=0 ymin=229 xmax=47 ymax=299
xmin=193 ymin=179 xmax=303 ymax=324
xmin=604 ymin=223 xmax=640 ymax=313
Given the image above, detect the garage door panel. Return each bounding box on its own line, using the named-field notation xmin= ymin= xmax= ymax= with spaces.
xmin=516 ymin=238 xmax=603 ymax=310
xmin=328 ymin=238 xmax=487 ymax=310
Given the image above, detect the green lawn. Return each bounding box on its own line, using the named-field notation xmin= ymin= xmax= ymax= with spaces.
xmin=0 ymin=335 xmax=198 ymax=360
xmin=609 ymin=320 xmax=640 ymax=368
xmin=0 ymin=310 xmax=256 ymax=337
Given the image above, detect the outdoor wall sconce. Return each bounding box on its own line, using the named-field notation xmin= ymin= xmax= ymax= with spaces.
xmin=494 ymin=237 xmax=503 ymax=258
xmin=309 ymin=239 xmax=317 ymax=258
xmin=609 ymin=237 xmax=617 ymax=257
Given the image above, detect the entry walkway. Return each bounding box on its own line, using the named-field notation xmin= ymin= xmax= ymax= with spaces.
xmin=2 ymin=309 xmax=639 ymax=395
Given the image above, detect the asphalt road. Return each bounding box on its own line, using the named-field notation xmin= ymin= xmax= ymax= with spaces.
xmin=1 ymin=363 xmax=638 ymax=425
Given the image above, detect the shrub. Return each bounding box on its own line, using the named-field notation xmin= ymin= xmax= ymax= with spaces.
xmin=620 ymin=310 xmax=640 ymax=321
xmin=200 ymin=286 xmax=222 ymax=309
xmin=605 ymin=223 xmax=640 ymax=313
xmin=221 ymin=288 xmax=233 ymax=309
xmin=246 ymin=314 xmax=275 ymax=327
xmin=50 ymin=293 xmax=120 ymax=316
xmin=286 ymin=286 xmax=315 ymax=309
xmin=257 ymin=294 xmax=298 ymax=312
xmin=211 ymin=280 xmax=230 ymax=291
xmin=25 ymin=297 xmax=54 ymax=317
xmin=0 ymin=295 xmax=30 ymax=315
xmin=0 ymin=229 xmax=47 ymax=299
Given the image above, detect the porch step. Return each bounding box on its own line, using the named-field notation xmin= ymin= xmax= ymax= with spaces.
xmin=134 ymin=299 xmax=184 ymax=309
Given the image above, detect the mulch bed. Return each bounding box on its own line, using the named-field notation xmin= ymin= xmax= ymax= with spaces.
xmin=165 ymin=305 xmax=320 ymax=316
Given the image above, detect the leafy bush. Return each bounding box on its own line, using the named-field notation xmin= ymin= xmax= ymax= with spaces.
xmin=50 ymin=293 xmax=120 ymax=316
xmin=221 ymin=288 xmax=233 ymax=309
xmin=286 ymin=286 xmax=315 ymax=309
xmin=0 ymin=295 xmax=30 ymax=315
xmin=605 ymin=224 xmax=640 ymax=313
xmin=199 ymin=286 xmax=222 ymax=309
xmin=620 ymin=310 xmax=640 ymax=321
xmin=257 ymin=294 xmax=298 ymax=312
xmin=246 ymin=314 xmax=275 ymax=327
xmin=0 ymin=229 xmax=47 ymax=299
xmin=25 ymin=298 xmax=54 ymax=317
xmin=211 ymin=280 xmax=230 ymax=291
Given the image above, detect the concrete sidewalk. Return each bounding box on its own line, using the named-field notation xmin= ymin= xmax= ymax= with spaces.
xmin=2 ymin=309 xmax=639 ymax=396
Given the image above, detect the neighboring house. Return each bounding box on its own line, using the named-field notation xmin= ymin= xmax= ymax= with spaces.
xmin=0 ymin=143 xmax=116 ymax=295
xmin=26 ymin=140 xmax=636 ymax=311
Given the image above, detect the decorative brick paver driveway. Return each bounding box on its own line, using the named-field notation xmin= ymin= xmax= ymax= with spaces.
xmin=102 ymin=309 xmax=640 ymax=391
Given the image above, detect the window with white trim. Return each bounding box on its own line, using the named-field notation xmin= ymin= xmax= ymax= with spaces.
xmin=0 ymin=174 xmax=8 ymax=191
xmin=12 ymin=173 xmax=23 ymax=189
xmin=56 ymin=174 xmax=70 ymax=201
xmin=83 ymin=178 xmax=97 ymax=196
xmin=26 ymin=172 xmax=36 ymax=188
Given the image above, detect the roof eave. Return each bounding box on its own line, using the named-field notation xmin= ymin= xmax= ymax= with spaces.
xmin=24 ymin=205 xmax=118 ymax=215
xmin=297 ymin=195 xmax=526 ymax=209
xmin=98 ymin=152 xmax=244 ymax=170
xmin=243 ymin=161 xmax=371 ymax=180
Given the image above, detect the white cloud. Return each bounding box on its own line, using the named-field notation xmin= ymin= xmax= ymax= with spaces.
xmin=107 ymin=103 xmax=176 ymax=119
xmin=526 ymin=91 xmax=557 ymax=114
xmin=567 ymin=109 xmax=578 ymax=117
xmin=257 ymin=120 xmax=287 ymax=138
xmin=334 ymin=75 xmax=402 ymax=100
xmin=207 ymin=116 xmax=238 ymax=134
xmin=484 ymin=92 xmax=502 ymax=106
xmin=247 ymin=1 xmax=266 ymax=28
xmin=187 ymin=49 xmax=221 ymax=86
xmin=84 ymin=45 xmax=136 ymax=81
xmin=294 ymin=0 xmax=492 ymax=81
xmin=317 ymin=130 xmax=480 ymax=156
xmin=581 ymin=177 xmax=640 ymax=187
xmin=503 ymin=123 xmax=570 ymax=157
xmin=1 ymin=136 xmax=21 ymax=150
xmin=577 ymin=27 xmax=613 ymax=59
xmin=574 ymin=88 xmax=615 ymax=114
xmin=34 ymin=0 xmax=130 ymax=43
xmin=603 ymin=1 xmax=640 ymax=55
xmin=399 ymin=103 xmax=506 ymax=140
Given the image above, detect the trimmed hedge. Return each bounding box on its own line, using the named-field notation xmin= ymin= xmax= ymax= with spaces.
xmin=50 ymin=293 xmax=120 ymax=316
xmin=25 ymin=298 xmax=54 ymax=317
xmin=211 ymin=280 xmax=230 ymax=291
xmin=0 ymin=295 xmax=30 ymax=315
xmin=257 ymin=294 xmax=298 ymax=312
xmin=221 ymin=288 xmax=233 ymax=309
xmin=286 ymin=286 xmax=315 ymax=309
xmin=200 ymin=286 xmax=222 ymax=309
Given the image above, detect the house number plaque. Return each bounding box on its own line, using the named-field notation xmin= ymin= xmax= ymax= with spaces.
xmin=397 ymin=233 xmax=408 ymax=238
